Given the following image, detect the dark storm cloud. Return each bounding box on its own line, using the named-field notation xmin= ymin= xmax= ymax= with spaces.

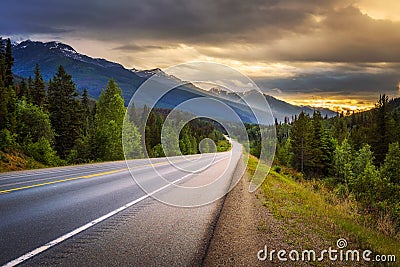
xmin=1 ymin=0 xmax=400 ymax=63
xmin=113 ymin=44 xmax=170 ymax=51
xmin=1 ymin=0 xmax=316 ymax=41
xmin=255 ymin=63 xmax=400 ymax=99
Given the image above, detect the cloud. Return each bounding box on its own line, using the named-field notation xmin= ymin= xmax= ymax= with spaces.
xmin=113 ymin=43 xmax=168 ymax=51
xmin=271 ymin=88 xmax=283 ymax=94
xmin=2 ymin=0 xmax=400 ymax=64
xmin=255 ymin=62 xmax=400 ymax=102
xmin=1 ymin=0 xmax=400 ymax=107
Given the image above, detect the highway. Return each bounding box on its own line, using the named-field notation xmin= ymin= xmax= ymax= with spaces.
xmin=0 ymin=140 xmax=242 ymax=266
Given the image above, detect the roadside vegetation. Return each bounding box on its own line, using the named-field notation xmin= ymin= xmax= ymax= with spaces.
xmin=247 ymin=155 xmax=400 ymax=263
xmin=243 ymin=94 xmax=400 ymax=264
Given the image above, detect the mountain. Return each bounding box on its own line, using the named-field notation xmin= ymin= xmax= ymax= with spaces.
xmin=13 ymin=40 xmax=145 ymax=103
xmin=209 ymin=87 xmax=337 ymax=121
xmin=12 ymin=40 xmax=336 ymax=122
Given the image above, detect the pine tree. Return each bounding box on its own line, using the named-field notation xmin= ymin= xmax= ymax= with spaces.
xmin=18 ymin=78 xmax=29 ymax=99
xmin=310 ymin=111 xmax=324 ymax=174
xmin=0 ymin=39 xmax=16 ymax=133
xmin=160 ymin=121 xmax=180 ymax=157
xmin=190 ymin=135 xmax=198 ymax=154
xmin=0 ymin=37 xmax=5 ymax=87
xmin=93 ymin=78 xmax=126 ymax=161
xmin=27 ymin=76 xmax=34 ymax=103
xmin=333 ymin=139 xmax=354 ymax=184
xmin=4 ymin=39 xmax=14 ymax=88
xmin=32 ymin=64 xmax=46 ymax=107
xmin=381 ymin=142 xmax=400 ymax=185
xmin=373 ymin=94 xmax=391 ymax=164
xmin=179 ymin=127 xmax=192 ymax=155
xmin=311 ymin=111 xmax=334 ymax=176
xmin=127 ymin=102 xmax=138 ymax=125
xmin=122 ymin=115 xmax=143 ymax=159
xmin=70 ymin=89 xmax=93 ymax=163
xmin=290 ymin=112 xmax=313 ymax=174
xmin=81 ymin=88 xmax=91 ymax=136
xmin=0 ymin=87 xmax=9 ymax=130
xmin=48 ymin=65 xmax=81 ymax=158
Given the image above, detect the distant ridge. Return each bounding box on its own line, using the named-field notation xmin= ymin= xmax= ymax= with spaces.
xmin=12 ymin=39 xmax=336 ymax=122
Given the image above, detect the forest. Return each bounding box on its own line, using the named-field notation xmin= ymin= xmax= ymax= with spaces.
xmin=247 ymin=94 xmax=400 ymax=238
xmin=0 ymin=37 xmax=229 ymax=170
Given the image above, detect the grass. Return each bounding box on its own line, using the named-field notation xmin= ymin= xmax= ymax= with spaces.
xmin=247 ymin=154 xmax=400 ymax=264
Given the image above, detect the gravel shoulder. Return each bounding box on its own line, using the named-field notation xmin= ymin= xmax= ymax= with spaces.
xmin=203 ymin=158 xmax=370 ymax=267
xmin=203 ymin=164 xmax=291 ymax=266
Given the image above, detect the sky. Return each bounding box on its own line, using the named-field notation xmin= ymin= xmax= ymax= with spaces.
xmin=1 ymin=0 xmax=400 ymax=112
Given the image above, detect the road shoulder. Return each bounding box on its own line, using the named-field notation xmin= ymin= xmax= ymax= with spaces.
xmin=203 ymin=165 xmax=291 ymax=266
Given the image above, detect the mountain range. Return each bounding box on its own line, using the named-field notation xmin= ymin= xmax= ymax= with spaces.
xmin=11 ymin=40 xmax=336 ymax=122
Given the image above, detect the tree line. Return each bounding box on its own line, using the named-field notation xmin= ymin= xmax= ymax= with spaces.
xmin=255 ymin=95 xmax=400 ymax=235
xmin=0 ymin=37 xmax=229 ymax=170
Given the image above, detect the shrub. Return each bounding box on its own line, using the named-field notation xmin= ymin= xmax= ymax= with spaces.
xmin=25 ymin=137 xmax=63 ymax=166
xmin=273 ymin=165 xmax=282 ymax=173
xmin=0 ymin=129 xmax=17 ymax=150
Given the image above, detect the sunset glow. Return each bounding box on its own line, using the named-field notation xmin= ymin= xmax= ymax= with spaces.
xmin=285 ymin=98 xmax=375 ymax=114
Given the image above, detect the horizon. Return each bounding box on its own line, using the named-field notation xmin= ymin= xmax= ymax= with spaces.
xmin=2 ymin=1 xmax=400 ymax=113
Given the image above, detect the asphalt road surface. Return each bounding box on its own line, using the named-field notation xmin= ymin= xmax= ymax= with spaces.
xmin=0 ymin=140 xmax=242 ymax=266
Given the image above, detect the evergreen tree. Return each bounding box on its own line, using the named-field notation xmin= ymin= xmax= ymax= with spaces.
xmin=122 ymin=116 xmax=143 ymax=159
xmin=81 ymin=89 xmax=91 ymax=136
xmin=352 ymin=144 xmax=374 ymax=176
xmin=4 ymin=39 xmax=14 ymax=88
xmin=18 ymin=78 xmax=28 ymax=99
xmin=70 ymin=89 xmax=93 ymax=163
xmin=332 ymin=139 xmax=354 ymax=184
xmin=0 ymin=37 xmax=5 ymax=87
xmin=27 ymin=76 xmax=34 ymax=103
xmin=93 ymin=79 xmax=126 ymax=161
xmin=310 ymin=111 xmax=324 ymax=175
xmin=179 ymin=127 xmax=192 ymax=155
xmin=48 ymin=65 xmax=82 ymax=159
xmin=290 ymin=112 xmax=313 ymax=173
xmin=32 ymin=64 xmax=46 ymax=107
xmin=160 ymin=121 xmax=180 ymax=157
xmin=0 ymin=87 xmax=9 ymax=130
xmin=350 ymin=162 xmax=381 ymax=210
xmin=127 ymin=102 xmax=138 ymax=125
xmin=0 ymin=38 xmax=16 ymax=134
xmin=190 ymin=135 xmax=198 ymax=154
xmin=372 ymin=94 xmax=391 ymax=164
xmin=381 ymin=142 xmax=400 ymax=185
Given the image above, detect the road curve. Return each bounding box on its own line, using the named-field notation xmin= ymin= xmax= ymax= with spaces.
xmin=0 ymin=140 xmax=242 ymax=266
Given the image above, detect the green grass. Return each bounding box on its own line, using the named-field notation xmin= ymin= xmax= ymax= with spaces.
xmin=247 ymin=155 xmax=400 ymax=263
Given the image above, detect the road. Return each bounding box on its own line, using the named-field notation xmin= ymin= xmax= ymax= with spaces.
xmin=0 ymin=139 xmax=242 ymax=266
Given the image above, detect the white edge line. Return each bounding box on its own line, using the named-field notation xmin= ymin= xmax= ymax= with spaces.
xmin=2 ymin=155 xmax=229 ymax=267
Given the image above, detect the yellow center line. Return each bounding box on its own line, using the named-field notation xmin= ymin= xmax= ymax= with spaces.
xmin=0 ymin=169 xmax=127 ymax=195
xmin=0 ymin=156 xmax=205 ymax=195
